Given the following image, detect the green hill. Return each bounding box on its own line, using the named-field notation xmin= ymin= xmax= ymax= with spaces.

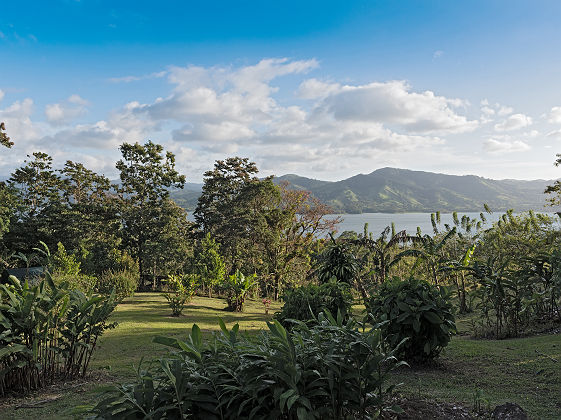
xmin=171 ymin=168 xmax=555 ymax=213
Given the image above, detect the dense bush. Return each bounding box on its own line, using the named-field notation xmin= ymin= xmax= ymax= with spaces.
xmin=96 ymin=269 xmax=138 ymax=301
xmin=0 ymin=273 xmax=117 ymax=396
xmin=90 ymin=314 xmax=406 ymax=419
xmin=366 ymin=278 xmax=456 ymax=362
xmin=275 ymin=279 xmax=353 ymax=326
xmin=51 ymin=272 xmax=97 ymax=293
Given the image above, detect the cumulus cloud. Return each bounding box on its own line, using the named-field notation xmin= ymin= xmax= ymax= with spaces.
xmin=483 ymin=138 xmax=530 ymax=153
xmin=0 ymin=98 xmax=42 ymax=142
xmin=45 ymin=95 xmax=89 ymax=125
xmin=314 ymin=80 xmax=477 ymax=134
xmin=494 ymin=113 xmax=532 ymax=131
xmin=548 ymin=106 xmax=561 ymax=124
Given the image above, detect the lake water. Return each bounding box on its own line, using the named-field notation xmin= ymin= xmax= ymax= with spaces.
xmin=326 ymin=212 xmax=558 ymax=236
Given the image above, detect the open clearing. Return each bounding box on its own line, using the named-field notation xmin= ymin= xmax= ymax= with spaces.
xmin=0 ymin=293 xmax=559 ymax=419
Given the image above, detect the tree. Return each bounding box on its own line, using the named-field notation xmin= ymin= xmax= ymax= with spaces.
xmin=116 ymin=141 xmax=186 ymax=285
xmin=5 ymin=152 xmax=63 ymax=254
xmin=0 ymin=122 xmax=13 ymax=148
xmin=192 ymin=233 xmax=225 ymax=297
xmin=194 ymin=157 xmax=259 ymax=236
xmin=545 ymin=153 xmax=561 ymax=212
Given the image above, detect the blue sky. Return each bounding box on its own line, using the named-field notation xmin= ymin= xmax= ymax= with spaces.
xmin=2 ymin=0 xmax=561 ymax=181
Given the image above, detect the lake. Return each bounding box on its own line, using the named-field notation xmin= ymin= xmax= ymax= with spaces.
xmin=326 ymin=211 xmax=558 ymax=236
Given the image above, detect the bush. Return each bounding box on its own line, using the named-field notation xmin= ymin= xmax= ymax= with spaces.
xmin=96 ymin=269 xmax=138 ymax=301
xmin=90 ymin=315 xmax=406 ymax=419
xmin=51 ymin=272 xmax=97 ymax=294
xmin=275 ymin=279 xmax=353 ymax=326
xmin=366 ymin=278 xmax=456 ymax=362
xmin=162 ymin=274 xmax=197 ymax=316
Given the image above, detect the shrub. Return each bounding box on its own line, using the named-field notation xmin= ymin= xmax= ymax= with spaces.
xmin=275 ymin=279 xmax=353 ymax=326
xmin=51 ymin=272 xmax=97 ymax=294
xmin=366 ymin=277 xmax=456 ymax=362
xmin=223 ymin=270 xmax=257 ymax=312
xmin=90 ymin=315 xmax=407 ymax=419
xmin=162 ymin=274 xmax=197 ymax=316
xmin=96 ymin=269 xmax=138 ymax=301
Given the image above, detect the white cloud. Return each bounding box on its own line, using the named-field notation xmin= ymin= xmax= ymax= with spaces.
xmin=45 ymin=95 xmax=89 ymax=125
xmin=296 ymin=78 xmax=340 ymax=99
xmin=0 ymin=98 xmax=42 ymax=142
xmin=108 ymin=71 xmax=168 ymax=83
xmin=494 ymin=113 xmax=532 ymax=131
xmin=497 ymin=105 xmax=513 ymax=116
xmin=548 ymin=106 xmax=561 ymax=124
xmin=315 ymin=80 xmax=477 ymax=134
xmin=483 ymin=138 xmax=530 ymax=153
xmin=433 ymin=50 xmax=444 ymax=59
xmin=0 ymin=89 xmax=4 ymax=102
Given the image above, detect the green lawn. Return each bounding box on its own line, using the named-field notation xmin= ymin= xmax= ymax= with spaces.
xmin=0 ymin=293 xmax=560 ymax=419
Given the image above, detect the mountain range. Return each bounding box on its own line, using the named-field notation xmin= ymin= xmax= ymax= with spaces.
xmin=170 ymin=168 xmax=556 ymax=214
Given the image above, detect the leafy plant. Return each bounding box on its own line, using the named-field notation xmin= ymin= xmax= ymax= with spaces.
xmin=89 ymin=314 xmax=407 ymax=419
xmin=366 ymin=277 xmax=456 ymax=362
xmin=223 ymin=269 xmax=257 ymax=312
xmin=162 ymin=274 xmax=196 ymax=316
xmin=275 ymin=279 xmax=353 ymax=327
xmin=0 ymin=272 xmax=117 ymax=396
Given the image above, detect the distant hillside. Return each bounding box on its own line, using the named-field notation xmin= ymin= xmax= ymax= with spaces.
xmin=168 ymin=167 xmax=555 ymax=213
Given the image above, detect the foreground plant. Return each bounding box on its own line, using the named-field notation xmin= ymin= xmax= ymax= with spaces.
xmin=0 ymin=273 xmax=117 ymax=396
xmin=367 ymin=277 xmax=456 ymax=362
xmin=89 ymin=312 xmax=407 ymax=419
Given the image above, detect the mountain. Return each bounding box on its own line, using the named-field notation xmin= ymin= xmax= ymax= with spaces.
xmin=172 ymin=167 xmax=555 ymax=213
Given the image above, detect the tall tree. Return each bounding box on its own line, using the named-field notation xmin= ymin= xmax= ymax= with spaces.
xmin=194 ymin=157 xmax=259 ymax=236
xmin=116 ymin=141 xmax=186 ymax=284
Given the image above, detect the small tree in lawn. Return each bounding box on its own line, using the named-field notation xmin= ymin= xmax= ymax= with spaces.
xmin=193 ymin=233 xmax=225 ymax=297
xmin=163 ymin=274 xmax=197 ymax=316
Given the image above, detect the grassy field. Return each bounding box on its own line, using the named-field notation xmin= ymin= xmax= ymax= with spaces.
xmin=0 ymin=293 xmax=560 ymax=419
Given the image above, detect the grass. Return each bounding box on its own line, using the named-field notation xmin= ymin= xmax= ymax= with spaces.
xmin=0 ymin=293 xmax=560 ymax=419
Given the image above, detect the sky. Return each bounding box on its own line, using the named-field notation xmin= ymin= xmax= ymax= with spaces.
xmin=2 ymin=0 xmax=561 ymax=182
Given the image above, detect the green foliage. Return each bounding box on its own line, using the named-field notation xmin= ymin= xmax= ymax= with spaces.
xmin=116 ymin=141 xmax=187 ymax=283
xmin=275 ymin=280 xmax=353 ymax=326
xmin=0 ymin=272 xmax=117 ymax=396
xmin=316 ymin=234 xmax=359 ymax=284
xmin=162 ymin=274 xmax=196 ymax=316
xmin=96 ymin=269 xmax=138 ymax=301
xmin=192 ymin=233 xmax=225 ymax=297
xmin=89 ymin=315 xmax=406 ymax=419
xmin=51 ymin=242 xmax=81 ymax=276
xmin=367 ymin=278 xmax=456 ymax=362
xmin=0 ymin=122 xmax=13 ymax=148
xmin=51 ymin=272 xmax=97 ymax=294
xmin=223 ymin=270 xmax=257 ymax=312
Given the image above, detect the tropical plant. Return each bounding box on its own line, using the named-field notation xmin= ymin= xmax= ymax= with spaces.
xmin=89 ymin=315 xmax=407 ymax=419
xmin=367 ymin=277 xmax=456 ymax=362
xmin=0 ymin=272 xmax=117 ymax=396
xmin=223 ymin=270 xmax=257 ymax=311
xmin=316 ymin=234 xmax=359 ymax=284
